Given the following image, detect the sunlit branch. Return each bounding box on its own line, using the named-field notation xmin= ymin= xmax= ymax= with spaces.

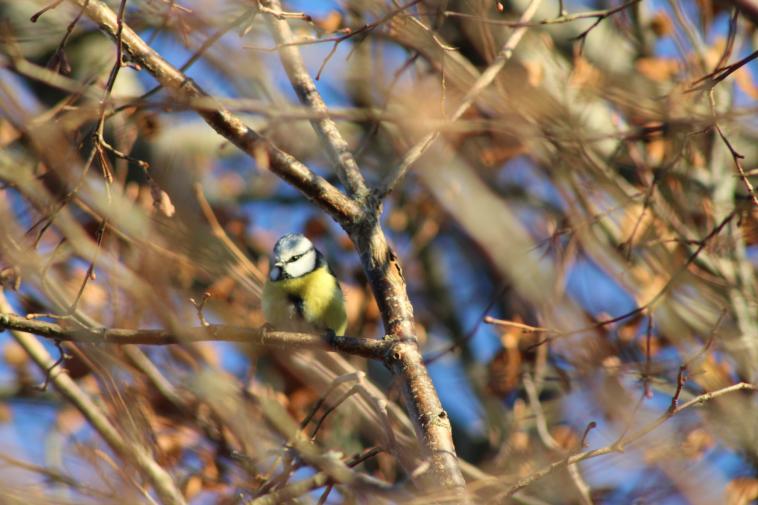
xmin=66 ymin=0 xmax=361 ymax=224
xmin=0 ymin=312 xmax=390 ymax=360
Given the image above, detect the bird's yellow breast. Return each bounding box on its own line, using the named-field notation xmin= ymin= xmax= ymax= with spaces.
xmin=262 ymin=266 xmax=347 ymax=336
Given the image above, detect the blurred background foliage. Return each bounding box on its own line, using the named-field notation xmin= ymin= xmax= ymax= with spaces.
xmin=0 ymin=0 xmax=757 ymax=503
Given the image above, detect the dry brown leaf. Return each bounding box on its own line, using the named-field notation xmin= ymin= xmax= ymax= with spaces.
xmin=570 ymin=57 xmax=602 ymax=88
xmin=0 ymin=120 xmax=20 ymax=148
xmin=387 ymin=208 xmax=408 ymax=232
xmin=740 ymin=208 xmax=758 ymax=246
xmin=0 ymin=266 xmax=21 ymax=291
xmin=287 ymin=387 xmax=317 ymax=419
xmin=602 ymin=356 xmax=622 ymax=376
xmin=479 ymin=144 xmax=526 ymax=167
xmin=157 ymin=426 xmax=200 ymax=466
xmin=303 ymin=216 xmax=329 ymax=239
xmin=693 ymin=353 xmax=732 ymax=391
xmin=643 ymin=443 xmax=673 ymax=464
xmin=315 ymin=11 xmax=342 ymax=33
xmin=617 ymin=314 xmax=641 ymax=344
xmin=522 ymin=60 xmax=543 ymax=87
xmin=681 ymin=427 xmax=714 ymax=459
xmin=184 ymin=475 xmax=204 ymax=501
xmin=650 ymin=11 xmax=674 ymax=36
xmin=550 ymin=425 xmax=579 ymax=451
xmin=488 ymin=347 xmax=521 ymax=396
xmin=56 ymin=407 xmax=85 ymax=435
xmin=636 ymin=58 xmax=681 ymax=82
xmin=0 ymin=403 xmax=12 ymax=424
xmin=3 ymin=341 xmax=28 ymax=368
xmin=193 ymin=342 xmax=220 ymax=368
xmin=510 ymin=430 xmax=530 ymax=452
xmin=155 ymin=189 xmax=176 ymax=218
xmin=726 ymin=478 xmax=758 ymax=505
xmin=735 ymin=66 xmax=758 ymax=99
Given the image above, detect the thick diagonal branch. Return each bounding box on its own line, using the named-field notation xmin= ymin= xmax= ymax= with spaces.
xmin=349 ymin=216 xmax=466 ymax=493
xmin=68 ymin=0 xmax=360 ymax=224
xmin=66 ymin=0 xmax=466 ymax=495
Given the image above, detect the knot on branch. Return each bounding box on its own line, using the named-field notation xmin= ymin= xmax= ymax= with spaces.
xmin=417 ymin=409 xmax=451 ymax=430
xmin=381 ymin=336 xmax=420 ymax=369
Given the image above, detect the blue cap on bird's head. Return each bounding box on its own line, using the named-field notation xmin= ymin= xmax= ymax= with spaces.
xmin=273 ymin=233 xmax=312 ymax=260
xmin=269 ymin=233 xmax=318 ymax=281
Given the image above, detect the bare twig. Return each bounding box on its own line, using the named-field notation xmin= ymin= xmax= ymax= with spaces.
xmin=68 ymin=0 xmax=361 ymax=224
xmin=444 ymin=0 xmax=640 ymax=28
xmin=512 ymin=209 xmax=739 ymax=348
xmin=377 ymin=0 xmax=543 ymax=197
xmin=498 ymin=381 xmax=757 ymax=498
xmin=112 ymin=9 xmax=254 ymax=115
xmin=690 ymin=48 xmax=758 ymax=93
xmin=0 ymin=311 xmax=390 ymax=359
xmin=0 ymin=291 xmax=187 ymax=505
xmin=262 ymin=0 xmax=368 ymax=199
xmin=67 ymin=0 xmax=466 ymax=493
xmin=708 ymin=90 xmax=758 ymax=208
xmin=249 ymin=447 xmax=385 ymax=505
xmin=523 ymin=374 xmax=593 ymax=505
xmin=189 ymin=291 xmax=211 ymax=327
xmin=35 ymin=339 xmax=69 ymax=392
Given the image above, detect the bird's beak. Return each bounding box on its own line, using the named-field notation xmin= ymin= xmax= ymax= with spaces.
xmin=269 ymin=263 xmax=284 ymax=281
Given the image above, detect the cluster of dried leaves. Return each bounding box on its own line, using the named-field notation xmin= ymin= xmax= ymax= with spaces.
xmin=0 ymin=0 xmax=757 ymax=503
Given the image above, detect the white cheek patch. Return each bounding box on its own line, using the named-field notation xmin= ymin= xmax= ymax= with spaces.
xmin=284 ymin=249 xmax=317 ymax=278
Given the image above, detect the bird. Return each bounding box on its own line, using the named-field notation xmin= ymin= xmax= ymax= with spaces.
xmin=262 ymin=233 xmax=347 ymax=336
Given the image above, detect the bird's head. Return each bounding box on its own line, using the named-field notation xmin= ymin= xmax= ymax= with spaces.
xmin=269 ymin=233 xmax=319 ymax=281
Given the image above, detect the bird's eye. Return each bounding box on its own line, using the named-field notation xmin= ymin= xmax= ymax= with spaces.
xmin=289 ymin=253 xmax=302 ymax=262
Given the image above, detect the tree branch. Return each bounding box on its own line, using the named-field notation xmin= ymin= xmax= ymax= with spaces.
xmin=262 ymin=0 xmax=369 ymax=199
xmin=0 ymin=312 xmax=390 ymax=360
xmin=377 ymin=0 xmax=543 ymax=197
xmin=0 ymin=292 xmax=187 ymax=505
xmin=65 ymin=0 xmax=467 ymax=495
xmin=67 ymin=0 xmax=361 ymax=225
xmin=498 ymin=382 xmax=758 ymax=499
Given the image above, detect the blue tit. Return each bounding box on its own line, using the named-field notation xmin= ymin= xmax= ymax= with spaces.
xmin=262 ymin=233 xmax=347 ymax=336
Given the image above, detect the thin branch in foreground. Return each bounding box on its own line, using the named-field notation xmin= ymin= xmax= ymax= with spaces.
xmin=67 ymin=0 xmax=361 ymax=225
xmin=377 ymin=0 xmax=543 ymax=197
xmin=443 ymin=0 xmax=640 ymax=29
xmin=35 ymin=339 xmax=68 ymax=392
xmin=113 ymin=9 xmax=254 ymax=116
xmin=495 ymin=381 xmax=757 ymax=499
xmin=709 ymin=90 xmax=758 ymax=208
xmin=248 ymin=447 xmax=384 ymax=505
xmin=0 ymin=311 xmax=391 ymax=360
xmin=0 ymin=291 xmax=188 ymax=505
xmin=505 ymin=209 xmax=739 ymax=349
xmin=189 ymin=291 xmax=211 ymax=327
xmin=690 ymin=48 xmax=758 ymax=92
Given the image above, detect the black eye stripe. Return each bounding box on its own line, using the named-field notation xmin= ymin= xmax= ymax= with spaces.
xmin=286 ymin=247 xmax=314 ymax=263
